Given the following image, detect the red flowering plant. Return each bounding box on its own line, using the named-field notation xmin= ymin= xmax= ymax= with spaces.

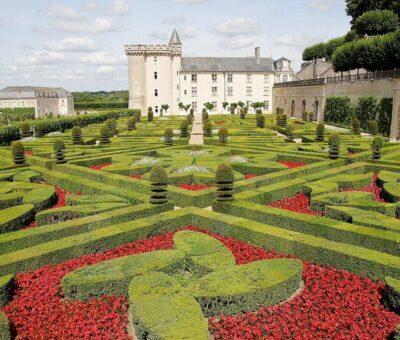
xmin=89 ymin=163 xmax=112 ymax=171
xmin=2 ymin=227 xmax=399 ymax=338
xmin=278 ymin=161 xmax=306 ymax=169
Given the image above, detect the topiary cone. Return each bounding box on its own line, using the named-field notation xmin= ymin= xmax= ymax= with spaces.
xmin=35 ymin=122 xmax=45 ymax=138
xmin=53 ymin=140 xmax=66 ymax=164
xmin=285 ymin=124 xmax=294 ymax=142
xmin=180 ymin=121 xmax=189 ymax=138
xmin=256 ymin=114 xmax=265 ymax=128
xmin=239 ymin=108 xmax=246 ymax=119
xmin=352 ymin=118 xmax=361 ymax=135
xmin=371 ymin=136 xmax=383 ymax=160
xmin=215 ymin=163 xmax=234 ymax=202
xmin=11 ymin=141 xmax=26 ymax=165
xmin=277 ymin=114 xmax=287 ymax=128
xmin=316 ymin=123 xmax=325 ymax=141
xmin=328 ymin=133 xmax=341 ymax=159
xmin=218 ymin=127 xmax=228 ymax=145
xmin=164 ymin=128 xmax=173 ymax=146
xmin=203 ymin=120 xmax=212 ymax=137
xmin=149 ymin=165 xmax=168 ymax=204
xmin=100 ymin=126 xmax=110 ymax=144
xmin=147 ymin=107 xmax=154 ymax=122
xmin=127 ymin=118 xmax=136 ymax=131
xmin=368 ymin=120 xmax=378 ymax=136
xmin=20 ymin=123 xmax=31 ymax=138
xmin=71 ymin=126 xmax=83 ymax=145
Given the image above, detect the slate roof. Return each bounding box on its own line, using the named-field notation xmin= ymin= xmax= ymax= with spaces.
xmin=0 ymin=86 xmax=71 ymax=99
xmin=181 ymin=57 xmax=275 ymax=72
xmin=169 ymin=29 xmax=182 ymax=45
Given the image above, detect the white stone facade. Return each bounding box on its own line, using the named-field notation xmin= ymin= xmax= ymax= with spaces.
xmin=125 ymin=30 xmax=293 ymax=116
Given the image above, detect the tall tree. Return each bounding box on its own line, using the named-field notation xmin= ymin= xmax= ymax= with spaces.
xmin=346 ymin=0 xmax=400 ymax=24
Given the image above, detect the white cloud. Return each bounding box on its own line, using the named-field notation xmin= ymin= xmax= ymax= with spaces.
xmin=180 ymin=27 xmax=197 ymax=39
xmin=81 ymin=52 xmax=125 ymax=65
xmin=273 ymin=34 xmax=325 ymax=48
xmin=53 ymin=17 xmax=121 ymax=33
xmin=26 ymin=51 xmax=65 ymax=65
xmin=218 ymin=36 xmax=256 ymax=50
xmin=306 ymin=0 xmax=334 ymax=11
xmin=46 ymin=37 xmax=98 ymax=52
xmin=213 ymin=18 xmax=261 ymax=37
xmin=97 ymin=65 xmax=115 ymax=74
xmin=163 ymin=15 xmax=186 ymax=25
xmin=48 ymin=3 xmax=81 ymax=20
xmin=110 ymin=0 xmax=131 ymax=15
xmin=84 ymin=0 xmax=100 ymax=12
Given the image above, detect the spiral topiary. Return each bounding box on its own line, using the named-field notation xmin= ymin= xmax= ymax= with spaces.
xmin=202 ymin=109 xmax=209 ymax=122
xmin=106 ymin=119 xmax=117 ymax=136
xmin=35 ymin=122 xmax=45 ymax=138
xmin=368 ymin=120 xmax=379 ymax=136
xmin=147 ymin=107 xmax=154 ymax=122
xmin=204 ymin=120 xmax=212 ymax=137
xmin=180 ymin=121 xmax=189 ymax=138
xmin=352 ymin=118 xmax=361 ymax=135
xmin=20 ymin=123 xmax=31 ymax=138
xmin=164 ymin=128 xmax=173 ymax=146
xmin=239 ymin=108 xmax=246 ymax=119
xmin=53 ymin=140 xmax=66 ymax=164
xmin=285 ymin=124 xmax=294 ymax=142
xmin=11 ymin=141 xmax=26 ymax=165
xmin=256 ymin=114 xmax=265 ymax=128
xmin=215 ymin=163 xmax=234 ymax=202
xmin=100 ymin=125 xmax=110 ymax=144
xmin=135 ymin=111 xmax=141 ymax=122
xmin=218 ymin=127 xmax=228 ymax=145
xmin=149 ymin=165 xmax=168 ymax=204
xmin=277 ymin=114 xmax=287 ymax=128
xmin=71 ymin=126 xmax=83 ymax=145
xmin=308 ymin=112 xmax=314 ymax=122
xmin=127 ymin=118 xmax=136 ymax=131
xmin=316 ymin=123 xmax=325 ymax=141
xmin=328 ymin=133 xmax=341 ymax=159
xmin=302 ymin=111 xmax=308 ymax=122
xmin=371 ymin=136 xmax=383 ymax=160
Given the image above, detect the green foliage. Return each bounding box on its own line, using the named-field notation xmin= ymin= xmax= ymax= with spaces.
xmin=377 ymin=98 xmax=393 ymax=136
xmin=180 ymin=121 xmax=189 ymax=138
xmin=302 ymin=111 xmax=308 ymax=121
xmin=381 ymin=277 xmax=400 ymax=314
xmin=346 ymin=0 xmax=400 ymax=25
xmin=230 ymin=103 xmax=238 ymax=114
xmin=164 ymin=128 xmax=173 ymax=146
xmin=302 ymin=42 xmax=327 ymax=61
xmin=53 ymin=140 xmax=65 ymax=152
xmin=328 ymin=133 xmax=341 ymax=159
xmin=285 ymin=124 xmax=294 ymax=143
xmin=149 ymin=165 xmax=168 ymax=204
xmin=277 ymin=114 xmax=287 ymax=128
xmin=354 ymin=10 xmax=398 ymax=36
xmin=11 ymin=141 xmax=25 ymax=165
xmin=161 ymin=104 xmax=170 ymax=116
xmin=215 ymin=163 xmax=234 ymax=202
xmin=352 ymin=118 xmax=361 ymax=135
xmin=73 ymin=90 xmax=128 ymax=110
xmin=372 ymin=136 xmax=383 ymax=159
xmin=324 ymin=96 xmax=355 ymax=125
xmin=20 ymin=123 xmax=31 ymax=138
xmin=355 ymin=97 xmax=378 ymax=129
xmin=218 ymin=127 xmax=228 ymax=144
xmin=0 ymin=312 xmax=10 ymax=340
xmin=147 ymin=107 xmax=154 ymax=122
xmin=53 ymin=140 xmax=66 ymax=164
xmin=256 ymin=114 xmax=265 ymax=128
xmin=100 ymin=126 xmax=110 ymax=144
xmin=239 ymin=108 xmax=246 ymax=119
xmin=368 ymin=120 xmax=379 ymax=135
xmin=35 ymin=122 xmax=45 ymax=138
xmin=316 ymin=123 xmax=325 ymax=141
xmin=71 ymin=126 xmax=83 ymax=145
xmin=203 ymin=120 xmax=212 ymax=137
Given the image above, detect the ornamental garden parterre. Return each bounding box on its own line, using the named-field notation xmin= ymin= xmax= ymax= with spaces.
xmin=0 ymin=111 xmax=399 ymax=339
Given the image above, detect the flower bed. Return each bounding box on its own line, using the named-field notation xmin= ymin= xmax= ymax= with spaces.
xmin=278 ymin=161 xmax=306 ymax=169
xmin=179 ymin=184 xmax=213 ymax=191
xmin=89 ymin=163 xmax=112 ymax=171
xmin=341 ymin=175 xmax=386 ymax=203
xmin=2 ymin=228 xmax=398 ymax=339
xmin=173 ymin=165 xmax=212 ymax=174
xmin=268 ymin=193 xmax=324 ymax=216
xmin=131 ymin=157 xmax=158 ymax=166
xmin=245 ymin=174 xmax=257 ymax=179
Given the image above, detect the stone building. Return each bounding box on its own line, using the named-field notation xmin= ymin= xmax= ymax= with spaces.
xmin=125 ymin=30 xmax=294 ymax=115
xmin=0 ymin=86 xmax=74 ymax=118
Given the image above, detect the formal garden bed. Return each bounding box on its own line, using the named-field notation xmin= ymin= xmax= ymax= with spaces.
xmin=0 ymin=112 xmax=399 ymax=339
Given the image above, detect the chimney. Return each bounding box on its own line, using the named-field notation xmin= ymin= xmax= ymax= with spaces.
xmin=255 ymin=47 xmax=260 ymax=65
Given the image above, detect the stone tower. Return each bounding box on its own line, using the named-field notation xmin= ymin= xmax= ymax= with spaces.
xmin=125 ymin=30 xmax=182 ymax=115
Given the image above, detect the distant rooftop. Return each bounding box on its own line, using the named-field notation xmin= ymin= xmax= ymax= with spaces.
xmin=0 ymin=86 xmax=71 ymax=99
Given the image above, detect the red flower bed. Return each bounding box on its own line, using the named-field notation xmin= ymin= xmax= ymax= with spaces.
xmin=341 ymin=174 xmax=386 ymax=203
xmin=215 ymin=121 xmax=225 ymax=125
xmin=268 ymin=193 xmax=324 ymax=216
xmin=245 ymin=174 xmax=257 ymax=179
xmin=278 ymin=161 xmax=306 ymax=169
xmin=2 ymin=227 xmax=399 ymax=339
xmin=89 ymin=163 xmax=111 ymax=171
xmin=24 ymin=151 xmax=33 ymax=156
xmin=129 ymin=174 xmax=142 ymax=180
xmin=179 ymin=184 xmax=213 ymax=191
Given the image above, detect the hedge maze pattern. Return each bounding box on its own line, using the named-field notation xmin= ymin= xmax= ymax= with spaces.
xmin=0 ymin=113 xmax=399 ymax=338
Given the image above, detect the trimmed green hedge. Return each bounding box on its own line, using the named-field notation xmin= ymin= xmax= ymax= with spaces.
xmin=0 ymin=312 xmax=10 ymax=340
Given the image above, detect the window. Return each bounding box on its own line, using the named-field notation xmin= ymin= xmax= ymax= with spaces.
xmin=246 ymin=87 xmax=252 ymax=96
xmin=247 ymin=74 xmax=252 ymax=83
xmin=184 ymin=75 xmax=187 ymax=81
xmin=263 ymin=87 xmax=268 ymax=96
xmin=184 ymin=90 xmax=187 ymax=95
xmin=192 ymin=102 xmax=198 ymax=112
xmin=212 ymin=101 xmax=217 ymax=111
xmin=191 ymin=74 xmax=197 ymax=83
xmin=246 ymin=101 xmax=252 ymax=108
xmin=227 ymin=87 xmax=233 ymax=97
xmin=154 ymin=89 xmax=158 ymax=97
xmin=154 ymin=72 xmax=158 ymax=80
xmin=191 ymin=87 xmax=197 ymax=97
xmin=264 ymin=101 xmax=269 ymax=110
xmin=276 ymin=75 xmax=281 ymax=83
xmin=211 ymin=87 xmax=217 ymax=96
xmin=283 ymin=75 xmax=288 ymax=82
xmin=155 ymin=106 xmax=159 ymax=114
xmin=154 ymin=57 xmax=157 ymax=64
xmin=227 ymin=74 xmax=233 ymax=83
xmin=212 ymin=74 xmax=217 ymax=83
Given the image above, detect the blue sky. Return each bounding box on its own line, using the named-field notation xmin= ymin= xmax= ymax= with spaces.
xmin=0 ymin=0 xmax=350 ymax=91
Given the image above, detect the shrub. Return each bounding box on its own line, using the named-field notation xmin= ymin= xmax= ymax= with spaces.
xmin=71 ymin=127 xmax=83 ymax=145
xmin=377 ymin=98 xmax=393 ymax=136
xmin=215 ymin=163 xmax=234 ymax=202
xmin=35 ymin=122 xmax=45 ymax=138
xmin=218 ymin=127 xmax=228 ymax=145
xmin=127 ymin=118 xmax=136 ymax=131
xmin=302 ymin=42 xmax=327 ymax=61
xmin=302 ymin=112 xmax=308 ymax=121
xmin=11 ymin=141 xmax=25 ymax=165
xmin=355 ymin=97 xmax=377 ymax=130
xmin=276 ymin=107 xmax=284 ymax=115
xmin=239 ymin=108 xmax=246 ymax=119
xmin=135 ymin=111 xmax=141 ymax=122
xmin=324 ymin=96 xmax=354 ymax=125
xmin=20 ymin=123 xmax=31 ymax=138
xmin=285 ymin=125 xmax=294 ymax=143
xmin=202 ymin=109 xmax=209 ymax=122
xmin=53 ymin=140 xmax=66 ymax=164
xmin=149 ymin=165 xmax=168 ymax=204
xmin=371 ymin=136 xmax=383 ymax=160
xmin=187 ymin=114 xmax=193 ymax=124
xmin=230 ymin=103 xmax=237 ymax=115
xmin=352 ymin=118 xmax=361 ymax=135
xmin=368 ymin=120 xmax=379 ymax=135
xmin=381 ymin=277 xmax=400 ymax=314
xmin=353 ymin=10 xmax=399 ymax=36
xmin=256 ymin=114 xmax=265 ymax=128
xmin=308 ymin=112 xmax=314 ymax=122
xmin=316 ymin=123 xmax=325 ymax=141
xmin=256 ymin=109 xmax=262 ymax=115
xmin=328 ymin=133 xmax=341 ymax=159
xmin=277 ymin=114 xmax=287 ymax=128
xmin=164 ymin=128 xmax=173 ymax=146
xmin=100 ymin=126 xmax=110 ymax=144
xmin=147 ymin=107 xmax=154 ymax=122
xmin=203 ymin=121 xmax=212 ymax=137
xmin=106 ymin=119 xmax=117 ymax=136
xmin=180 ymin=121 xmax=189 ymax=138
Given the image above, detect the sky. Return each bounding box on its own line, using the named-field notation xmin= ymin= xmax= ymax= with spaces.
xmin=0 ymin=0 xmax=350 ymax=91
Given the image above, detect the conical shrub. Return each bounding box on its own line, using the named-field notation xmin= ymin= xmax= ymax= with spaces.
xmin=147 ymin=107 xmax=154 ymax=122
xmin=127 ymin=118 xmax=136 ymax=131
xmin=239 ymin=108 xmax=246 ymax=119
xmin=11 ymin=141 xmax=25 ymax=165
xmin=285 ymin=124 xmax=294 ymax=142
xmin=368 ymin=120 xmax=378 ymax=136
xmin=204 ymin=120 xmax=212 ymax=137
xmin=302 ymin=111 xmax=308 ymax=121
xmin=106 ymin=119 xmax=117 ymax=136
xmin=100 ymin=126 xmax=110 ymax=144
xmin=202 ymin=109 xmax=209 ymax=122
xmin=256 ymin=114 xmax=265 ymax=128
xmin=149 ymin=165 xmax=168 ymax=204
xmin=308 ymin=112 xmax=314 ymax=122
xmin=277 ymin=114 xmax=287 ymax=128
xmin=187 ymin=113 xmax=193 ymax=124
xmin=215 ymin=163 xmax=234 ymax=202
xmin=36 ymin=122 xmax=45 ymax=138
xmin=164 ymin=128 xmax=173 ymax=146
xmin=328 ymin=133 xmax=341 ymax=159
xmin=316 ymin=123 xmax=325 ymax=141
xmin=20 ymin=123 xmax=31 ymax=138
xmin=135 ymin=111 xmax=141 ymax=122
xmin=371 ymin=136 xmax=383 ymax=160
xmin=71 ymin=126 xmax=83 ymax=145
xmin=180 ymin=121 xmax=189 ymax=138
xmin=218 ymin=127 xmax=228 ymax=145
xmin=53 ymin=140 xmax=66 ymax=164
xmin=352 ymin=118 xmax=361 ymax=135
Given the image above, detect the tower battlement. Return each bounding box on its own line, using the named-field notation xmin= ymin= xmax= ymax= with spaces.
xmin=124 ymin=44 xmax=182 ymax=56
